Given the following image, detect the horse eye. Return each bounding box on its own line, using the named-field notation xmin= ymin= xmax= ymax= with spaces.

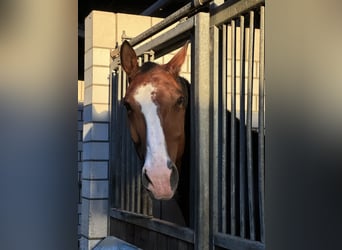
xmin=176 ymin=96 xmax=185 ymax=106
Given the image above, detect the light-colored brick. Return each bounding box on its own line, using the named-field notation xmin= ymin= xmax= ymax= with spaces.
xmin=116 ymin=13 xmax=151 ymax=43
xmin=80 ymin=198 xmax=108 ymax=238
xmin=84 ymin=85 xmax=109 ymax=106
xmin=82 ymin=161 xmax=108 ymax=179
xmin=85 ymin=48 xmax=111 ymax=70
xmin=85 ymin=11 xmax=116 ymax=50
xmin=78 ymin=162 xmax=82 ymax=172
xmin=79 ymin=237 xmax=101 ymax=250
xmin=84 ymin=12 xmax=93 ymax=52
xmin=82 ymin=180 xmax=109 ymax=199
xmin=93 ymin=66 xmax=110 ymax=85
xmin=93 ymin=48 xmax=111 ymax=67
xmin=83 ymin=104 xmax=110 ymax=122
xmin=82 ymin=142 xmax=109 ymax=160
xmin=83 ymin=122 xmax=109 ymax=141
xmin=78 ymin=80 xmax=84 ymax=103
xmin=84 ymin=49 xmax=92 ymax=71
xmin=84 ymin=67 xmax=93 ymax=88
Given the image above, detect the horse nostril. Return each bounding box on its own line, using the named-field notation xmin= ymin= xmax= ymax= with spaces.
xmin=169 ymin=164 xmax=179 ymax=192
xmin=142 ymin=169 xmax=153 ymax=188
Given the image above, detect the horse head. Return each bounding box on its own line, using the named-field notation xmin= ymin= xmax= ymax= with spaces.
xmin=120 ymin=41 xmax=189 ymax=200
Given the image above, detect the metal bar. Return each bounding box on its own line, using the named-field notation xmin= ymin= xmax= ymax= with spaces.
xmin=111 ymin=71 xmax=120 ymax=209
xmin=209 ymin=24 xmax=220 ymax=250
xmin=143 ymin=53 xmax=153 ymax=215
xmin=127 ymin=0 xmax=211 ymax=49
xmin=258 ymin=5 xmax=265 ymax=243
xmin=130 ymin=148 xmax=135 ymax=212
xmin=119 ymin=70 xmax=125 ymax=210
xmin=122 ymin=71 xmax=130 ymax=211
xmin=126 ymin=74 xmax=135 ymax=213
xmin=134 ymin=16 xmax=195 ymax=57
xmin=142 ymin=191 xmax=147 ymax=215
xmin=192 ymin=12 xmax=210 ymax=250
xmin=210 ymin=0 xmax=265 ymax=27
xmin=246 ymin=10 xmax=255 ymax=240
xmin=123 ymin=3 xmax=193 ymax=49
xmin=136 ymin=148 xmax=141 ymax=214
xmin=143 ymin=53 xmax=148 ymax=64
xmin=239 ymin=14 xmax=247 ymax=239
xmin=230 ymin=19 xmax=237 ymax=236
xmin=220 ymin=24 xmax=227 ymax=234
xmin=137 ymin=56 xmax=150 ymax=216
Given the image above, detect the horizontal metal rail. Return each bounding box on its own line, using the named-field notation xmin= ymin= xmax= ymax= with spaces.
xmin=210 ymin=0 xmax=264 ymax=26
xmin=111 ymin=0 xmax=210 ymax=60
xmin=110 ymin=209 xmax=195 ymax=244
xmin=134 ymin=15 xmax=195 ymax=57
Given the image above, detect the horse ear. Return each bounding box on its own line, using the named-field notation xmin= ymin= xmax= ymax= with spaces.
xmin=164 ymin=41 xmax=189 ymax=77
xmin=120 ymin=41 xmax=139 ymax=79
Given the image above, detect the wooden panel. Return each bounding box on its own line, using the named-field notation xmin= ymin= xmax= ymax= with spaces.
xmin=110 ymin=217 xmax=194 ymax=250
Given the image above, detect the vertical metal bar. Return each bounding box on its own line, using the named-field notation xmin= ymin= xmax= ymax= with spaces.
xmin=246 ymin=10 xmax=255 ymax=240
xmin=220 ymin=24 xmax=227 ymax=234
xmin=258 ymin=5 xmax=265 ymax=243
xmin=148 ymin=52 xmax=153 ymax=217
xmin=142 ymin=190 xmax=148 ymax=215
xmin=119 ymin=70 xmax=125 ymax=210
xmin=209 ymin=24 xmax=220 ymax=250
xmin=192 ymin=12 xmax=210 ymax=250
xmin=239 ymin=14 xmax=247 ymax=239
xmin=136 ymin=149 xmax=141 ymax=213
xmin=144 ymin=53 xmax=148 ymax=64
xmin=130 ymin=145 xmax=135 ymax=212
xmin=122 ymin=71 xmax=130 ymax=211
xmin=112 ymin=70 xmax=120 ymax=209
xmin=230 ymin=19 xmax=236 ymax=236
xmin=138 ymin=56 xmax=149 ymax=216
xmin=126 ymin=74 xmax=134 ymax=213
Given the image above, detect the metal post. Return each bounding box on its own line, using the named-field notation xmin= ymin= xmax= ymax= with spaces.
xmin=239 ymin=14 xmax=247 ymax=239
xmin=258 ymin=5 xmax=265 ymax=243
xmin=192 ymin=12 xmax=210 ymax=250
xmin=209 ymin=23 xmax=220 ymax=250
xmin=246 ymin=10 xmax=255 ymax=240
xmin=221 ymin=24 xmax=227 ymax=234
xmin=230 ymin=19 xmax=237 ymax=236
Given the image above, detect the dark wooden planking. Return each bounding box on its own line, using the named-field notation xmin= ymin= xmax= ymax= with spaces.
xmin=155 ymin=233 xmax=168 ymax=250
xmin=110 ymin=209 xmax=194 ymax=244
xmin=214 ymin=232 xmax=264 ymax=250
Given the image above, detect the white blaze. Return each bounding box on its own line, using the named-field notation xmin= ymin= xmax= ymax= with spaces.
xmin=134 ymin=83 xmax=169 ymax=169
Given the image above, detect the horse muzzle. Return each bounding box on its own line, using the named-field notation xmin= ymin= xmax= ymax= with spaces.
xmin=141 ymin=160 xmax=179 ymax=200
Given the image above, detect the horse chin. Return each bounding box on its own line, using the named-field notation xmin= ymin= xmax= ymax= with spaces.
xmin=146 ymin=189 xmax=175 ymax=201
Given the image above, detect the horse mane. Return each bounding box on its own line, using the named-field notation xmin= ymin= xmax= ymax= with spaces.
xmin=139 ymin=61 xmax=158 ymax=73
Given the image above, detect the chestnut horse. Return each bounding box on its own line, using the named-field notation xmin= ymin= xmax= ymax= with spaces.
xmin=120 ymin=41 xmax=190 ymax=203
